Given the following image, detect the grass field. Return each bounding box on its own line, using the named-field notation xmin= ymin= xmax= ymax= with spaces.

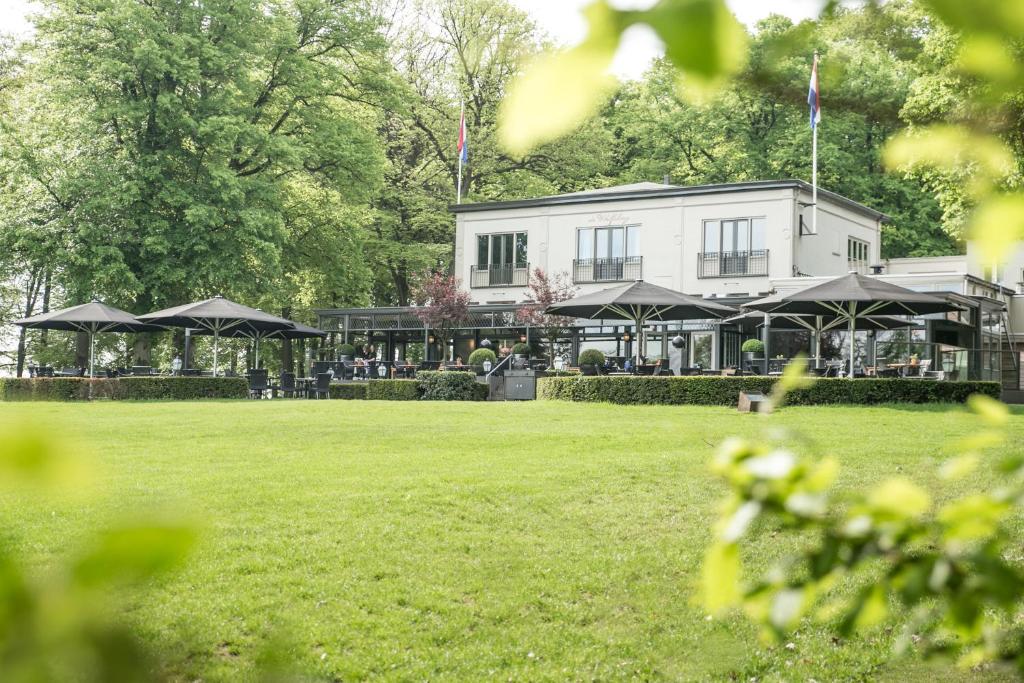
xmin=2 ymin=400 xmax=1023 ymax=681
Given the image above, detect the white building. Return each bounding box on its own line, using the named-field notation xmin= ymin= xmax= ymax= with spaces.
xmin=318 ymin=179 xmax=1023 ymax=395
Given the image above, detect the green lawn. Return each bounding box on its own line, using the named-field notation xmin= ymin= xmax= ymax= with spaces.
xmin=2 ymin=400 xmax=1022 ymax=681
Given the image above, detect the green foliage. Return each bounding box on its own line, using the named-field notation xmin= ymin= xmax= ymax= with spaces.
xmin=468 ymin=348 xmax=497 ymax=368
xmin=538 ymin=376 xmax=1000 ymax=406
xmin=416 ymin=370 xmax=484 ymax=401
xmin=0 ymin=377 xmax=248 ymax=401
xmin=511 ymin=342 xmax=531 ymax=356
xmin=701 ymin=393 xmax=1024 ymax=667
xmin=329 ymin=382 xmax=368 ymax=400
xmin=577 ymin=348 xmax=606 ymax=367
xmin=741 ymin=339 xmax=765 ymax=354
xmin=338 ymin=344 xmax=357 ymax=357
xmin=366 ymin=380 xmax=421 ymax=401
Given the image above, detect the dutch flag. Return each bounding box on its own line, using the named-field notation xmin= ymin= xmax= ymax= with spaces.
xmin=457 ymin=107 xmax=468 ymax=164
xmin=808 ymin=53 xmax=821 ymax=129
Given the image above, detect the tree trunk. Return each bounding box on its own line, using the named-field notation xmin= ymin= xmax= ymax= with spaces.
xmin=296 ymin=337 xmax=306 ymax=377
xmin=75 ymin=330 xmax=89 ymax=369
xmin=132 ymin=333 xmax=152 ymax=366
xmin=280 ymin=307 xmax=293 ymax=374
xmin=16 ymin=267 xmax=44 ymax=377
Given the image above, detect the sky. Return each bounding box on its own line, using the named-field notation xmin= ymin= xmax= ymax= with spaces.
xmin=0 ymin=0 xmax=829 ymax=79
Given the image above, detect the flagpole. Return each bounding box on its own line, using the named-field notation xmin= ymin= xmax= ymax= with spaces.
xmin=811 ymin=51 xmax=819 ymax=236
xmin=456 ymin=100 xmax=464 ymax=205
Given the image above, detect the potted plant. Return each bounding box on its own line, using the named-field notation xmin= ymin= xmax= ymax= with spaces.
xmin=468 ymin=347 xmax=497 ymax=376
xmin=338 ymin=343 xmax=356 ymax=361
xmin=578 ymin=348 xmax=605 ymax=376
xmin=741 ymin=338 xmax=764 ymax=364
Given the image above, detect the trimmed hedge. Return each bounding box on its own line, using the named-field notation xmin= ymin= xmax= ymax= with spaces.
xmin=366 ymin=380 xmax=420 ymax=401
xmin=537 ymin=376 xmax=1001 ymax=406
xmin=416 ymin=370 xmax=485 ymax=401
xmin=329 ymin=383 xmax=368 ymax=400
xmin=0 ymin=377 xmax=248 ymax=401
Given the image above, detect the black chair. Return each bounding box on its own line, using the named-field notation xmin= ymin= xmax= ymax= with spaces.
xmin=277 ymin=371 xmax=298 ymax=398
xmin=38 ymin=366 xmax=54 ymax=377
xmin=131 ymin=365 xmax=153 ymax=376
xmin=309 ymin=372 xmax=331 ymax=399
xmin=248 ymin=369 xmax=269 ymax=399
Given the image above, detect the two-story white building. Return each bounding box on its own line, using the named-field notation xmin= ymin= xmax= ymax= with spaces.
xmin=316 ymin=179 xmax=1023 ymax=394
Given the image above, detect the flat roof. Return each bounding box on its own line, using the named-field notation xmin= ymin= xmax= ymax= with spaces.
xmin=449 ymin=179 xmax=890 ymax=223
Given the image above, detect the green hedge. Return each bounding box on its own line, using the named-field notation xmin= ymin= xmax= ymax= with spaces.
xmin=537 ymin=376 xmax=1001 ymax=406
xmin=366 ymin=380 xmax=420 ymax=401
xmin=416 ymin=371 xmax=485 ymax=401
xmin=329 ymin=383 xmax=368 ymax=400
xmin=0 ymin=377 xmax=248 ymax=401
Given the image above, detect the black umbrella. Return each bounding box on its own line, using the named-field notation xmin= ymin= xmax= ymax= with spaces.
xmin=725 ymin=310 xmax=917 ymax=331
xmin=14 ymin=299 xmax=164 ymax=378
xmin=191 ymin=321 xmax=325 ymax=369
xmin=742 ymin=273 xmax=960 ymax=376
xmin=546 ymin=279 xmax=737 ymax=369
xmin=138 ymin=296 xmax=296 ymax=374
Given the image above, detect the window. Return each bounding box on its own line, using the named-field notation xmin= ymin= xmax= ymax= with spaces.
xmin=701 ymin=217 xmax=766 ymax=254
xmin=574 ymin=226 xmax=642 ymax=281
xmin=474 ymin=232 xmax=528 ymax=287
xmin=847 ymin=237 xmax=870 ymax=272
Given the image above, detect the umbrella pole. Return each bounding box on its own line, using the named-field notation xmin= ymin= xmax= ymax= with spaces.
xmin=635 ymin=316 xmax=642 ymax=372
xmin=214 ymin=329 xmax=220 ymax=376
xmin=848 ymin=315 xmax=856 ymax=378
xmin=814 ymin=315 xmax=822 ymax=369
xmin=89 ymin=330 xmax=95 ymax=379
xmin=255 ymin=337 xmax=260 ymax=370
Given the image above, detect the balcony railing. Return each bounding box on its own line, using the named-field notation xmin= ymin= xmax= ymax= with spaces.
xmin=470 ymin=263 xmax=529 ymax=288
xmin=697 ymin=250 xmax=769 ymax=278
xmin=573 ymin=256 xmax=643 ymax=283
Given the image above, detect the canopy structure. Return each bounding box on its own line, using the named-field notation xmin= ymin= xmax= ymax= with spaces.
xmin=546 ymin=279 xmax=736 ymax=369
xmin=13 ymin=299 xmax=164 ymax=378
xmin=191 ymin=321 xmax=325 ymax=369
xmin=743 ymin=273 xmax=960 ymax=376
xmin=726 ymin=310 xmax=917 ymax=332
xmin=138 ymin=296 xmax=296 ymax=374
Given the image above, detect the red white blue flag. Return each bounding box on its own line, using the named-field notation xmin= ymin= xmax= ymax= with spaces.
xmin=807 ymin=54 xmax=821 ymax=129
xmin=457 ymin=108 xmax=468 ymax=163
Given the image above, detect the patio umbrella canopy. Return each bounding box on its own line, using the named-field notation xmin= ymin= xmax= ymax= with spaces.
xmin=138 ymin=296 xmax=296 ymax=374
xmin=742 ymin=273 xmax=960 ymax=376
xmin=14 ymin=299 xmax=164 ymax=378
xmin=725 ymin=311 xmax=917 ymax=331
xmin=191 ymin=321 xmax=326 ymax=369
xmin=546 ymin=279 xmax=737 ymax=369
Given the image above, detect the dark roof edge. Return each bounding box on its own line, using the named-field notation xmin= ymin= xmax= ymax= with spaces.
xmin=449 ymin=179 xmax=890 ymax=223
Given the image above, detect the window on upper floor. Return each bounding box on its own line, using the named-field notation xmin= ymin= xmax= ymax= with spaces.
xmin=847 ymin=237 xmax=870 ymax=273
xmin=574 ymin=225 xmax=641 ymax=282
xmin=472 ymin=232 xmax=528 ymax=287
xmin=697 ymin=217 xmax=768 ymax=278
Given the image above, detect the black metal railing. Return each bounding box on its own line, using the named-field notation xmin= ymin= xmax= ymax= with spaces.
xmin=573 ymin=256 xmax=643 ymax=283
xmin=697 ymin=250 xmax=769 ymax=278
xmin=470 ymin=263 xmax=529 ymax=288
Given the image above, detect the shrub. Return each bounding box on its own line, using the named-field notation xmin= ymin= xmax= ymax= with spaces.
xmin=0 ymin=377 xmax=248 ymax=401
xmin=511 ymin=342 xmax=530 ymax=356
xmin=577 ymin=348 xmax=605 ymax=367
xmin=741 ymin=339 xmax=765 ymax=354
xmin=537 ymin=376 xmax=1000 ymax=406
xmin=366 ymin=380 xmax=420 ymax=401
xmin=468 ymin=348 xmax=496 ymax=368
xmin=416 ymin=370 xmax=483 ymax=401
xmin=338 ymin=343 xmax=356 ymax=357
xmin=329 ymin=382 xmax=367 ymax=400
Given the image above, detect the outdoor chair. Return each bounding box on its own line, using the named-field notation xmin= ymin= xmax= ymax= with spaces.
xmin=310 ymin=372 xmax=331 ymax=399
xmin=339 ymin=361 xmax=355 ymax=381
xmin=38 ymin=366 xmax=54 ymax=377
xmin=131 ymin=365 xmax=153 ymax=376
xmin=277 ymin=371 xmax=299 ymax=398
xmin=248 ymin=369 xmax=269 ymax=399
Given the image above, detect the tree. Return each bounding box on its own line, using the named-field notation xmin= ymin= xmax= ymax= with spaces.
xmin=411 ymin=272 xmax=470 ymax=361
xmin=516 ymin=268 xmax=576 ymax=364
xmin=0 ymin=0 xmax=388 ymax=366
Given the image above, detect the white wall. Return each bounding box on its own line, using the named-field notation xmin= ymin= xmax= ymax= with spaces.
xmin=454 ymin=185 xmax=882 ymax=304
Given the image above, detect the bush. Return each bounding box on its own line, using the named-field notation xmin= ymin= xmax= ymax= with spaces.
xmin=338 ymin=343 xmax=356 ymax=357
xmin=366 ymin=380 xmax=420 ymax=401
xmin=511 ymin=342 xmax=530 ymax=356
xmin=0 ymin=377 xmax=248 ymax=401
xmin=577 ymin=348 xmax=605 ymax=367
xmin=537 ymin=376 xmax=1001 ymax=406
xmin=416 ymin=370 xmax=483 ymax=401
xmin=329 ymin=383 xmax=367 ymax=399
xmin=468 ymin=348 xmax=496 ymax=368
xmin=741 ymin=339 xmax=765 ymax=354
